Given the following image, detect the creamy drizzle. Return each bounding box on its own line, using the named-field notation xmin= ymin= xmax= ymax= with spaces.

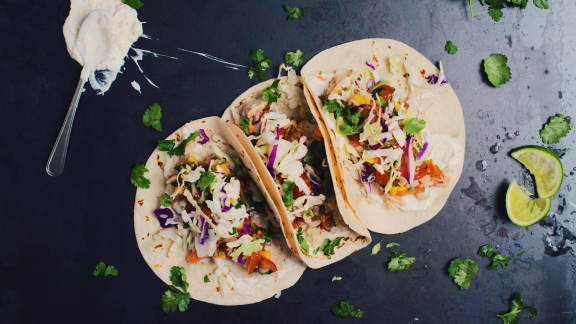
xmin=177 ymin=48 xmax=246 ymax=70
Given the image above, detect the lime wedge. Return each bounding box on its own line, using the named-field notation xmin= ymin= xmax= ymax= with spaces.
xmin=506 ymin=179 xmax=551 ymax=226
xmin=510 ymin=146 xmax=563 ymax=198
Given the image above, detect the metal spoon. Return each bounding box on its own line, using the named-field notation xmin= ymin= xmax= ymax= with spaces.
xmin=46 ymin=9 xmax=111 ymax=176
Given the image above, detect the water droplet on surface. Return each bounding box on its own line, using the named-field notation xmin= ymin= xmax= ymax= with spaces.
xmin=490 ymin=143 xmax=501 ymax=154
xmin=476 ymin=160 xmax=487 ymax=171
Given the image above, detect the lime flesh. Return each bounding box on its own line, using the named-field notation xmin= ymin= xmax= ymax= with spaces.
xmin=506 ymin=179 xmax=551 ymax=226
xmin=510 ymin=146 xmax=563 ymax=198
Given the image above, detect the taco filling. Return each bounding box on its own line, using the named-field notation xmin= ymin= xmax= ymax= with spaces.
xmin=228 ymin=72 xmax=364 ymax=260
xmin=155 ymin=127 xmax=278 ymax=275
xmin=310 ymin=55 xmax=458 ymax=211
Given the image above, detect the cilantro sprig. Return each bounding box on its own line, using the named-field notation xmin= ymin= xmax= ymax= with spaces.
xmin=240 ymin=116 xmax=251 ymax=133
xmin=484 ymin=54 xmax=511 ymax=88
xmin=316 ymin=237 xmax=344 ymax=259
xmin=331 ymin=300 xmax=363 ymax=320
xmin=388 ymin=251 xmax=416 ymax=272
xmin=445 ymin=41 xmax=458 ymax=54
xmin=158 ymin=132 xmax=199 ymax=156
xmin=477 ymin=244 xmax=512 ymax=269
xmin=93 ymin=262 xmax=118 ymax=277
xmin=281 ymin=181 xmax=296 ymax=208
xmin=283 ymin=5 xmax=306 ymax=20
xmin=284 ymin=49 xmax=303 ymax=67
xmin=540 ymin=114 xmax=571 ymax=144
xmin=196 ymin=171 xmax=216 ymax=192
xmin=404 ymin=118 xmax=426 ymax=136
xmin=248 ymin=49 xmax=271 ymax=80
xmin=142 ymin=103 xmax=163 ymax=132
xmin=160 ymin=193 xmax=172 ymax=207
xmin=296 ymin=227 xmax=310 ymax=254
xmin=122 ymin=0 xmax=143 ymax=10
xmin=130 ymin=164 xmax=150 ymax=189
xmin=497 ymin=293 xmax=538 ymax=323
xmin=448 ymin=258 xmax=478 ymax=290
xmin=261 ymin=79 xmax=283 ymax=105
xmin=162 ymin=266 xmax=191 ymax=312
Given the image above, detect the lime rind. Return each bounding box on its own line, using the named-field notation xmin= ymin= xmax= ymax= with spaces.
xmin=510 ymin=146 xmax=563 ymax=199
xmin=506 ymin=179 xmax=551 ymax=227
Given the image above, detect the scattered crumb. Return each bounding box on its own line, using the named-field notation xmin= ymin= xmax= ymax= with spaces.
xmin=274 ymin=291 xmax=282 ymax=299
xmin=138 ymin=199 xmax=144 ymax=206
xmin=332 ymin=276 xmax=342 ymax=282
xmin=131 ymin=80 xmax=141 ymax=93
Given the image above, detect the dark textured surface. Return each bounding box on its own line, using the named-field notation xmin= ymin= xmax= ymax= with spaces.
xmin=1 ymin=1 xmax=576 ymax=323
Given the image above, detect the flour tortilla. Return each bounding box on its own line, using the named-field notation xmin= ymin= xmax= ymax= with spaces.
xmin=222 ymin=78 xmax=371 ymax=269
xmin=134 ymin=117 xmax=305 ymax=305
xmin=301 ymin=39 xmax=466 ymax=234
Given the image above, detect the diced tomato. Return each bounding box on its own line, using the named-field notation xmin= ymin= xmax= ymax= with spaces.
xmin=398 ymin=151 xmax=409 ymax=178
xmin=314 ymin=127 xmax=323 ymax=139
xmin=247 ymin=254 xmax=261 ymax=274
xmin=285 ymin=127 xmax=302 ymax=141
xmin=263 ymin=105 xmax=271 ymax=113
xmin=374 ymin=171 xmax=389 ymax=186
xmin=258 ymin=256 xmax=278 ymax=273
xmin=186 ymin=251 xmax=208 ymax=264
xmin=348 ymin=135 xmax=362 ymax=148
xmin=374 ymin=84 xmax=395 ymax=98
xmin=300 ymin=174 xmax=312 ymax=190
xmin=414 ymin=160 xmax=445 ymax=183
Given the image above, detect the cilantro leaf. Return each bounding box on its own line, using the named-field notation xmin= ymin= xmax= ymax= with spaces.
xmin=325 ymin=99 xmax=344 ymax=115
xmin=321 ymin=237 xmax=344 ymax=259
xmin=248 ymin=49 xmax=271 ymax=80
xmin=93 ymin=262 xmax=118 ymax=277
xmin=161 ymin=286 xmax=191 ymax=312
xmin=404 ymin=118 xmax=426 ymax=136
xmin=540 ymin=114 xmax=571 ymax=144
xmin=331 ymin=300 xmax=363 ymax=320
xmin=448 ymin=258 xmax=478 ymax=290
xmin=488 ymin=7 xmax=504 ymax=21
xmin=203 ymin=275 xmax=210 ymax=283
xmin=122 ymin=0 xmax=143 ymax=10
xmin=283 ymin=4 xmax=306 ymax=20
xmin=497 ymin=293 xmax=537 ymax=324
xmin=477 ymin=244 xmax=495 ymax=258
xmin=296 ymin=227 xmax=310 ymax=254
xmin=507 ymin=0 xmax=528 ymax=8
xmin=142 ymin=103 xmax=163 ymax=132
xmin=388 ymin=251 xmax=416 ymax=272
xmin=533 ymin=0 xmax=548 ymax=9
xmin=284 ymin=49 xmax=303 ymax=67
xmin=484 ymin=54 xmax=511 ymax=87
xmin=160 ymin=193 xmax=172 ymax=207
xmin=240 ymin=116 xmax=251 ymax=133
xmin=261 ymin=79 xmax=282 ymax=104
xmin=445 ymin=41 xmax=458 ymax=54
xmin=490 ymin=253 xmax=512 ymax=269
xmin=281 ymin=181 xmax=295 ymax=208
xmin=170 ymin=132 xmax=199 ymax=156
xmin=196 ymin=171 xmax=216 ymax=192
xmin=170 ymin=266 xmax=189 ymax=291
xmin=157 ymin=140 xmax=175 ymax=152
xmin=130 ymin=164 xmax=150 ymax=189
xmin=386 ymin=242 xmax=400 ymax=248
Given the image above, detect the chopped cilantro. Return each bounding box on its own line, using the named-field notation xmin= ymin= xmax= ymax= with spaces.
xmin=477 ymin=244 xmax=495 ymax=258
xmin=160 ymin=193 xmax=172 ymax=207
xmin=296 ymin=227 xmax=310 ymax=254
xmin=445 ymin=41 xmax=458 ymax=54
xmin=142 ymin=103 xmax=163 ymax=132
xmin=162 ymin=266 xmax=191 ymax=312
xmin=517 ymin=251 xmax=525 ymax=256
xmin=331 ymin=300 xmax=364 ymax=319
xmin=386 ymin=242 xmax=400 ymax=248
xmin=240 ymin=116 xmax=251 ymax=133
xmin=196 ymin=171 xmax=216 ymax=192
xmin=283 ymin=4 xmax=305 ymax=20
xmin=507 ymin=0 xmax=528 ymax=8
xmin=540 ymin=114 xmax=571 ymax=144
xmin=284 ymin=49 xmax=303 ymax=67
xmin=484 ymin=54 xmax=511 ymax=88
xmin=261 ymin=79 xmax=282 ymax=104
xmin=93 ymin=262 xmax=119 ymax=277
xmin=170 ymin=132 xmax=200 ymax=156
xmin=490 ymin=253 xmax=512 ymax=270
xmin=488 ymin=7 xmax=504 ymax=21
xmin=203 ymin=275 xmax=210 ymax=283
xmin=130 ymin=164 xmax=150 ymax=189
xmin=404 ymin=118 xmax=426 ymax=136
xmin=325 ymin=99 xmax=344 ymax=115
xmin=371 ymin=242 xmax=382 ymax=255
xmin=320 ymin=237 xmax=343 ymax=259
xmin=497 ymin=293 xmax=538 ymax=324
xmin=248 ymin=48 xmax=271 ymax=80
xmin=448 ymin=258 xmax=478 ymax=290
xmin=388 ymin=251 xmax=416 ymax=272
xmin=122 ymin=0 xmax=143 ymax=10
xmin=281 ymin=181 xmax=295 ymax=208
xmin=533 ymin=0 xmax=548 ymax=9
xmin=158 ymin=139 xmax=175 ymax=152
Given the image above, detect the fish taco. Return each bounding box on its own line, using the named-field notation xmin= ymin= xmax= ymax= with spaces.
xmin=301 ymin=39 xmax=465 ymax=234
xmin=134 ymin=117 xmax=305 ymax=305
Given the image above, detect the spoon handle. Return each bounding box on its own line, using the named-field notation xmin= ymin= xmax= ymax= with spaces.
xmin=46 ymin=78 xmax=86 ymax=177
